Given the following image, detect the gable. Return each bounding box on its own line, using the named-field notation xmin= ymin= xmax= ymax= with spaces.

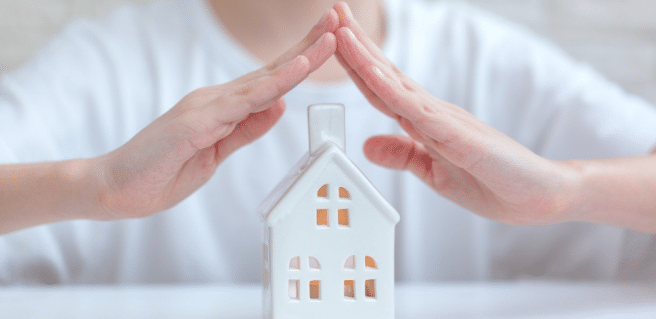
xmin=259 ymin=143 xmax=400 ymax=227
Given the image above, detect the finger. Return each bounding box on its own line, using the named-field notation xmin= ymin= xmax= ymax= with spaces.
xmin=266 ymin=8 xmax=339 ymax=71
xmin=233 ymin=32 xmax=336 ymax=115
xmin=184 ymin=32 xmax=336 ymax=150
xmin=364 ymin=135 xmax=494 ymax=215
xmin=335 ymin=27 xmax=415 ymax=116
xmin=333 ymin=2 xmax=390 ymax=68
xmin=236 ymin=8 xmax=339 ymax=84
xmin=214 ymin=98 xmax=286 ymax=163
xmin=166 ymin=99 xmax=287 ymax=209
xmin=337 ymin=26 xmax=442 ymax=126
xmin=364 ymin=135 xmax=433 ymax=183
xmin=334 ymin=46 xmax=396 ymax=118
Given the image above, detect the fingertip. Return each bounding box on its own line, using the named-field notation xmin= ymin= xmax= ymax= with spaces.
xmin=333 ymin=2 xmax=352 ymax=22
xmin=279 ymin=54 xmax=310 ymax=76
xmin=326 ymin=8 xmax=339 ymax=32
xmin=363 ymin=135 xmax=392 ymax=163
xmin=323 ymin=31 xmax=337 ymax=51
xmin=303 ymin=32 xmax=336 ymax=72
xmin=297 ymin=54 xmax=311 ymax=72
xmin=272 ymin=97 xmax=287 ymax=117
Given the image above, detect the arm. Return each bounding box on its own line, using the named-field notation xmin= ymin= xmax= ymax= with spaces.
xmin=0 ymin=9 xmax=339 ymax=235
xmin=333 ymin=2 xmax=656 ymax=233
xmin=563 ymin=152 xmax=656 ymax=233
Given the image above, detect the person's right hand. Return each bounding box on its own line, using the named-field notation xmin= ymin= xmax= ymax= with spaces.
xmin=90 ymin=9 xmax=339 ymax=221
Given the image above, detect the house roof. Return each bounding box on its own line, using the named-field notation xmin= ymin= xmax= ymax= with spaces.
xmin=258 ymin=142 xmax=400 ymax=227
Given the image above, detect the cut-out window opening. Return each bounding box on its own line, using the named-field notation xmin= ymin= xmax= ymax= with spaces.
xmin=289 ymin=279 xmax=299 ymax=300
xmin=317 ymin=184 xmax=328 ymax=198
xmin=344 ymin=255 xmax=355 ymax=270
xmin=309 ymin=256 xmax=321 ymax=269
xmin=289 ymin=256 xmax=300 ymax=270
xmin=263 ymin=267 xmax=269 ymax=289
xmin=365 ymin=256 xmax=377 ymax=269
xmin=344 ymin=280 xmax=355 ymax=299
xmin=310 ymin=280 xmax=321 ymax=300
xmin=339 ymin=187 xmax=350 ymax=199
xmin=316 ymin=209 xmax=328 ymax=226
xmin=365 ymin=279 xmax=376 ymax=298
xmin=338 ymin=208 xmax=349 ymax=226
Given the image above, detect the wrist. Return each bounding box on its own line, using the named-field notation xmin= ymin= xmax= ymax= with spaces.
xmin=556 ymin=159 xmax=592 ymax=223
xmin=58 ymin=158 xmax=107 ymax=221
xmin=559 ymin=157 xmax=656 ymax=232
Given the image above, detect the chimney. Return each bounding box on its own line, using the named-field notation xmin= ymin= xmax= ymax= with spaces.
xmin=308 ymin=104 xmax=345 ymax=154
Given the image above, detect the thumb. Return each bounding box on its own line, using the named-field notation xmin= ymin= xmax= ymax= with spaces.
xmin=214 ymin=98 xmax=286 ymax=163
xmin=364 ymin=135 xmax=433 ymax=182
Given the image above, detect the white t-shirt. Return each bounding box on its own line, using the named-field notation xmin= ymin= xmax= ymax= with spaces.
xmin=1 ymin=0 xmax=656 ymax=284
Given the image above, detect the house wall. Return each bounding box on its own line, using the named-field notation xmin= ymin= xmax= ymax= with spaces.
xmin=267 ymin=164 xmax=394 ymax=319
xmin=2 ymin=0 xmax=655 ymax=109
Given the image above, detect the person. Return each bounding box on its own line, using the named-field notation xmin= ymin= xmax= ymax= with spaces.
xmin=1 ymin=0 xmax=655 ymax=284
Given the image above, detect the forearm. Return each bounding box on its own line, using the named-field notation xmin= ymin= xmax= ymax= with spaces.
xmin=565 ymin=152 xmax=656 ymax=233
xmin=0 ymin=159 xmax=101 ymax=235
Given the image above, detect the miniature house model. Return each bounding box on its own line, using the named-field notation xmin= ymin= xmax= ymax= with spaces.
xmin=259 ymin=104 xmax=400 ymax=319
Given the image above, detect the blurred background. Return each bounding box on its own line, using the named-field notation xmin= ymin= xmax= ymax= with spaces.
xmin=1 ymin=0 xmax=655 ymax=106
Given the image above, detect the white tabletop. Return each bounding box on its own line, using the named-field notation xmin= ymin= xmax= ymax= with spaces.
xmin=1 ymin=282 xmax=655 ymax=318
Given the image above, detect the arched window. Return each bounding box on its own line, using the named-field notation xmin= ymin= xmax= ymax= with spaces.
xmin=343 ymin=255 xmax=355 ymax=270
xmin=309 ymin=256 xmax=321 ymax=269
xmin=343 ymin=256 xmax=377 ymax=300
xmin=289 ymin=256 xmax=300 ymax=270
xmin=317 ymin=184 xmax=328 ymax=198
xmin=315 ymin=184 xmax=351 ymax=228
xmin=339 ymin=187 xmax=350 ymax=199
xmin=365 ymin=256 xmax=377 ymax=269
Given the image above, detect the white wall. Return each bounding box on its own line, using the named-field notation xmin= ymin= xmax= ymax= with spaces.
xmin=1 ymin=0 xmax=655 ymax=105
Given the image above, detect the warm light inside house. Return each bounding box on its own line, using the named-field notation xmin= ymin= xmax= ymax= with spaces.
xmin=310 ymin=280 xmax=321 ymax=300
xmin=339 ymin=187 xmax=350 ymax=199
xmin=365 ymin=280 xmax=376 ymax=298
xmin=338 ymin=209 xmax=349 ymax=226
xmin=365 ymin=256 xmax=377 ymax=269
xmin=317 ymin=184 xmax=328 ymax=198
xmin=344 ymin=280 xmax=355 ymax=298
xmin=316 ymin=209 xmax=328 ymax=226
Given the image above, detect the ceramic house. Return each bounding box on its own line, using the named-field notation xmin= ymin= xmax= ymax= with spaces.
xmin=258 ymin=104 xmax=400 ymax=319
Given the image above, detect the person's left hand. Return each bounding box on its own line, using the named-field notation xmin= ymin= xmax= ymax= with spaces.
xmin=332 ymin=2 xmax=580 ymax=225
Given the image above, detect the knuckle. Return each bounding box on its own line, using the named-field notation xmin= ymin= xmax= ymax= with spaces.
xmin=264 ymin=62 xmax=279 ymax=72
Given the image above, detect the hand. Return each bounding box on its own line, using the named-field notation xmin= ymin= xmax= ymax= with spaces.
xmin=333 ymin=2 xmax=578 ymax=225
xmin=91 ymin=9 xmax=339 ymax=220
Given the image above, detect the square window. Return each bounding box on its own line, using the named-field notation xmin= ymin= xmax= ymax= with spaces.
xmin=344 ymin=280 xmax=355 ymax=299
xmin=289 ymin=280 xmax=299 ymax=300
xmin=310 ymin=280 xmax=321 ymax=300
xmin=317 ymin=209 xmax=328 ymax=226
xmin=365 ymin=279 xmax=376 ymax=298
xmin=338 ymin=209 xmax=349 ymax=226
